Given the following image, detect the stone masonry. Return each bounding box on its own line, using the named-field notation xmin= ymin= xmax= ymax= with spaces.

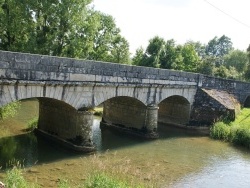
xmin=1 ymin=50 xmax=250 ymax=151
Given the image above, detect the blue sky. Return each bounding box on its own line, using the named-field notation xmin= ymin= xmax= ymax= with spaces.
xmin=92 ymin=0 xmax=250 ymax=54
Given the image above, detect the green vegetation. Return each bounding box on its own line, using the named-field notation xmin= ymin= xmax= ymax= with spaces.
xmin=84 ymin=173 xmax=143 ymax=188
xmin=3 ymin=167 xmax=144 ymax=188
xmin=1 ymin=0 xmax=249 ymax=80
xmin=4 ymin=163 xmax=40 ymax=188
xmin=93 ymin=107 xmax=103 ymax=116
xmin=0 ymin=0 xmax=130 ymax=64
xmin=0 ymin=101 xmax=20 ymax=120
xmin=26 ymin=117 xmax=38 ymax=131
xmin=132 ymin=35 xmax=250 ymax=81
xmin=210 ymin=108 xmax=250 ymax=148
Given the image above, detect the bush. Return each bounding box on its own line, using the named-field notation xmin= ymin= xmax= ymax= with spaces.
xmin=26 ymin=117 xmax=38 ymax=131
xmin=0 ymin=101 xmax=20 ymax=120
xmin=210 ymin=108 xmax=250 ymax=149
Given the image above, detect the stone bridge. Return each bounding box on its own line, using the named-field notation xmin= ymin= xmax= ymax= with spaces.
xmin=1 ymin=50 xmax=250 ymax=151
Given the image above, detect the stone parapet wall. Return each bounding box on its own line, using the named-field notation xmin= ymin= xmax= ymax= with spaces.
xmin=0 ymin=50 xmax=198 ymax=86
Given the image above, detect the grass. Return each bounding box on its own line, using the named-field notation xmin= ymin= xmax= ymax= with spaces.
xmin=210 ymin=108 xmax=250 ymax=148
xmin=2 ymin=160 xmax=145 ymax=188
xmin=84 ymin=173 xmax=142 ymax=188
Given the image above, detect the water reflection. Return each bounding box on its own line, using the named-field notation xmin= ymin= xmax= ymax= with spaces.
xmin=0 ymin=133 xmax=37 ymax=168
xmin=1 ymin=103 xmax=250 ymax=187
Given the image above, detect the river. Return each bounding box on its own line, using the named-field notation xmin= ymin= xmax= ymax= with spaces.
xmin=1 ymin=100 xmax=250 ymax=187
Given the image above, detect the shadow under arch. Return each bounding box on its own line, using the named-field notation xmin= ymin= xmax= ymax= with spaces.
xmin=158 ymin=95 xmax=191 ymax=126
xmin=102 ymin=96 xmax=147 ymax=130
xmin=244 ymin=96 xmax=250 ymax=108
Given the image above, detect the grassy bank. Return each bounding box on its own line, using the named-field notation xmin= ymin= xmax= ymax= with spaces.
xmin=2 ymin=166 xmax=144 ymax=188
xmin=210 ymin=108 xmax=250 ymax=148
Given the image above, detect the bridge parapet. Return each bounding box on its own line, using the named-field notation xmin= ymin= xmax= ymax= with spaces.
xmin=0 ymin=50 xmax=198 ymax=87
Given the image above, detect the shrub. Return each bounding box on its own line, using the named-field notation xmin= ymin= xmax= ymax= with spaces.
xmin=26 ymin=117 xmax=38 ymax=131
xmin=0 ymin=101 xmax=20 ymax=120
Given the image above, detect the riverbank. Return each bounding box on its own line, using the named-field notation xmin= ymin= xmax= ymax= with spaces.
xmin=210 ymin=108 xmax=250 ymax=148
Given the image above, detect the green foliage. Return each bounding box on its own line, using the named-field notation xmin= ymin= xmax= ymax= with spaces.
xmin=132 ymin=37 xmax=200 ymax=72
xmin=26 ymin=117 xmax=38 ymax=131
xmin=210 ymin=108 xmax=250 ymax=149
xmin=58 ymin=179 xmax=70 ymax=188
xmin=5 ymin=167 xmax=28 ymax=188
xmin=84 ymin=173 xmax=142 ymax=188
xmin=4 ymin=166 xmax=39 ymax=188
xmin=0 ymin=0 xmax=130 ymax=64
xmin=0 ymin=101 xmax=20 ymax=120
xmin=210 ymin=122 xmax=231 ymax=141
xmin=205 ymin=35 xmax=233 ymax=57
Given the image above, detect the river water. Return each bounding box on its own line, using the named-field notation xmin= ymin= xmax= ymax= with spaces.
xmin=1 ymin=100 xmax=250 ymax=187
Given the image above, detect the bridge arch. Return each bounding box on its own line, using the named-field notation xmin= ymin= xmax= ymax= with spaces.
xmin=158 ymin=95 xmax=191 ymax=125
xmin=244 ymin=96 xmax=250 ymax=108
xmin=102 ymin=96 xmax=147 ymax=130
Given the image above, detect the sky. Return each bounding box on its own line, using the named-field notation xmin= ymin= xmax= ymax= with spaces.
xmin=92 ymin=0 xmax=250 ymax=55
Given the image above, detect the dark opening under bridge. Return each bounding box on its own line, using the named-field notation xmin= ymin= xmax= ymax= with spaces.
xmin=1 ymin=50 xmax=250 ymax=151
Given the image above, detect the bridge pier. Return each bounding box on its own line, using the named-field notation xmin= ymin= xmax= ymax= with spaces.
xmin=101 ymin=97 xmax=158 ymax=138
xmin=36 ymin=98 xmax=95 ymax=152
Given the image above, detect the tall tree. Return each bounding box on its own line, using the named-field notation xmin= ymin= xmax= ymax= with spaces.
xmin=224 ymin=50 xmax=248 ymax=73
xmin=0 ymin=0 xmax=34 ymax=51
xmin=205 ymin=35 xmax=233 ymax=57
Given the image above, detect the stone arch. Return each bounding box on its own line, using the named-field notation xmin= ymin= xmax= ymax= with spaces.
xmin=158 ymin=95 xmax=191 ymax=125
xmin=102 ymin=96 xmax=147 ymax=130
xmin=92 ymin=86 xmax=147 ymax=108
xmin=244 ymin=96 xmax=250 ymax=108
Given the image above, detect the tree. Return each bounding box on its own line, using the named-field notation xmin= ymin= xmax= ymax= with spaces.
xmin=205 ymin=35 xmax=233 ymax=58
xmin=186 ymin=40 xmax=206 ymax=58
xmin=0 ymin=1 xmax=131 ymax=64
xmin=224 ymin=50 xmax=248 ymax=73
xmin=132 ymin=47 xmax=144 ymax=66
xmin=180 ymin=43 xmax=200 ymax=72
xmin=0 ymin=0 xmax=34 ymax=51
xmin=160 ymin=39 xmax=178 ymax=69
xmin=144 ymin=36 xmax=165 ymax=68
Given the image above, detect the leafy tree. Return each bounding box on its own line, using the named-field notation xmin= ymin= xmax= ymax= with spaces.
xmin=160 ymin=39 xmax=178 ymax=69
xmin=197 ymin=56 xmax=216 ymax=76
xmin=180 ymin=43 xmax=200 ymax=72
xmin=0 ymin=0 xmax=34 ymax=51
xmin=223 ymin=50 xmax=248 ymax=73
xmin=132 ymin=47 xmax=144 ymax=66
xmin=0 ymin=1 xmax=130 ymax=64
xmin=109 ymin=35 xmax=130 ymax=64
xmin=144 ymin=36 xmax=165 ymax=68
xmin=205 ymin=35 xmax=233 ymax=58
xmin=186 ymin=40 xmax=206 ymax=58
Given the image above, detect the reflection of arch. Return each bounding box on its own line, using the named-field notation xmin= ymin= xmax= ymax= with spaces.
xmin=244 ymin=96 xmax=250 ymax=108
xmin=102 ymin=96 xmax=147 ymax=129
xmin=158 ymin=95 xmax=190 ymax=125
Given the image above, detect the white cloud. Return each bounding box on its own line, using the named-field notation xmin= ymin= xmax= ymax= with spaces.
xmin=93 ymin=0 xmax=250 ymax=54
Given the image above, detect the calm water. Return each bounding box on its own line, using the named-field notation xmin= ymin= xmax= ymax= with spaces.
xmin=1 ymin=100 xmax=250 ymax=187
